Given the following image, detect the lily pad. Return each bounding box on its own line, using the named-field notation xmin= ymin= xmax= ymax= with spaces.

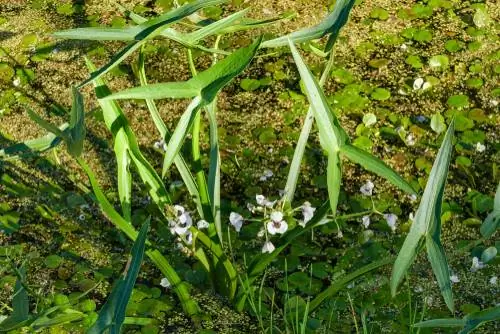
xmin=371 ymin=88 xmax=391 ymax=101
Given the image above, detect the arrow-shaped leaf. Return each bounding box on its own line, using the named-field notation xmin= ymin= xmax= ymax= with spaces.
xmin=391 ymin=119 xmax=455 ymax=312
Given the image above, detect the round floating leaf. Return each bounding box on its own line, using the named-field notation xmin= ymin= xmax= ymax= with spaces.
xmin=363 ymin=113 xmax=377 ymax=127
xmin=445 ymin=39 xmax=463 ymax=53
xmin=454 ymin=115 xmax=474 ymax=132
xmin=56 ymin=3 xmax=75 ymax=15
xmin=353 ymin=136 xmax=373 ymax=151
xmin=447 ymin=95 xmax=469 ymax=109
xmin=406 ymin=55 xmax=423 ymax=69
xmin=429 ymin=55 xmax=449 ymax=69
xmin=413 ymin=29 xmax=432 ymax=43
xmin=258 ymin=129 xmax=276 ymax=144
xmin=466 ymin=77 xmax=483 ymax=88
xmin=473 ymin=7 xmax=490 ymax=28
xmin=240 ymin=78 xmax=261 ymax=91
xmin=44 ymin=254 xmax=63 ymax=269
xmin=371 ymin=88 xmax=391 ymax=101
xmin=369 ymin=58 xmax=389 ymax=69
xmin=430 ymin=113 xmax=446 ymax=134
xmin=455 ymin=156 xmax=471 ymax=168
xmin=481 ymin=246 xmax=497 ymax=263
xmin=370 ymin=7 xmax=389 ymax=20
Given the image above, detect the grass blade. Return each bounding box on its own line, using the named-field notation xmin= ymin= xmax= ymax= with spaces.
xmin=391 ymin=120 xmax=455 ymax=311
xmin=308 ymin=257 xmax=393 ymax=312
xmin=480 ymin=182 xmax=500 ymax=238
xmin=161 ymin=96 xmax=202 ymax=177
xmin=184 ymin=8 xmax=250 ymax=44
xmin=67 ymin=87 xmax=86 ymax=157
xmin=52 ymin=27 xmax=139 ymax=41
xmin=0 ymin=267 xmax=30 ymax=332
xmin=115 ymin=133 xmax=132 ymax=221
xmin=0 ymin=124 xmax=68 ymax=160
xmin=413 ymin=319 xmax=466 ymax=328
xmin=262 ymin=0 xmax=355 ymax=51
xmin=26 ymin=108 xmax=66 ymax=139
xmin=136 ymin=50 xmax=201 ymax=215
xmin=206 ymin=101 xmax=221 ymax=241
xmin=88 ymin=219 xmax=150 ymax=334
xmin=340 ymin=144 xmax=416 ymax=195
xmin=284 ymin=54 xmax=334 ymax=204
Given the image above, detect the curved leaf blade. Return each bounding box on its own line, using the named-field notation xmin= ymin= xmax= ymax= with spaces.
xmin=340 ymin=144 xmax=416 ymax=195
xmin=262 ymin=0 xmax=355 ymax=51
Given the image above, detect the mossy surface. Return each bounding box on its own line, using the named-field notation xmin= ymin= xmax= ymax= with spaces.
xmin=0 ymin=0 xmax=499 ymax=333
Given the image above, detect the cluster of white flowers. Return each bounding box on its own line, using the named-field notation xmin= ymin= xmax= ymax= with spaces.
xmin=231 ymin=195 xmax=317 ymax=254
xmin=406 ymin=133 xmax=416 ymax=146
xmin=450 ymin=274 xmax=460 ymax=283
xmin=362 ymin=215 xmax=370 ymax=229
xmin=153 ymin=139 xmax=167 ymax=151
xmin=168 ymin=205 xmax=195 ymax=245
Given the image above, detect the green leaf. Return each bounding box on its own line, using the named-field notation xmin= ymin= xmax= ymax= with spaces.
xmin=284 ymin=55 xmax=334 ymax=204
xmin=289 ymin=41 xmax=349 ymax=215
xmin=340 ymin=144 xmax=416 ymax=195
xmin=480 ymin=182 xmax=500 ymax=238
xmin=430 ymin=113 xmax=446 ymax=134
xmin=413 ymin=318 xmax=466 ymax=328
xmin=104 ymin=38 xmax=261 ymax=104
xmin=327 ymin=152 xmax=342 ymax=216
xmin=136 ymin=50 xmax=201 ymax=217
xmin=262 ymin=0 xmax=355 ymax=52
xmin=391 ymin=120 xmax=455 ymax=312
xmin=67 ymin=87 xmax=86 ymax=157
xmin=0 ymin=268 xmax=30 ymax=332
xmin=67 ymin=0 xmax=228 ymax=87
xmin=88 ymin=220 xmax=150 ymax=334
xmin=0 ymin=123 xmax=68 ymax=160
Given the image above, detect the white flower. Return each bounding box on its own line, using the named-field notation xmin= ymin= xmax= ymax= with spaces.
xmin=267 ymin=212 xmax=288 ymax=235
xmin=384 ymin=213 xmax=398 ymax=232
xmin=490 ymin=99 xmax=498 ymax=107
xmin=409 ymin=212 xmax=415 ymax=221
xmin=360 ymin=180 xmax=374 ymax=196
xmin=337 ymin=230 xmax=343 ymax=239
xmin=471 ymin=256 xmax=485 ymax=272
xmin=362 ymin=215 xmax=370 ymax=228
xmin=169 ymin=205 xmax=192 ymax=236
xmin=299 ymin=202 xmax=315 ymax=227
xmin=262 ymin=241 xmax=275 ymax=253
xmin=255 ymin=194 xmax=275 ymax=208
xmin=475 ymin=142 xmax=485 ymax=153
xmin=413 ymin=78 xmax=424 ymax=90
xmin=490 ymin=276 xmax=498 ymax=285
xmin=406 ymin=133 xmax=416 ymax=146
xmin=229 ymin=212 xmax=244 ymax=232
xmin=160 ymin=277 xmax=171 ymax=288
xmin=197 ymin=220 xmax=209 ymax=229
xmin=12 ymin=77 xmax=20 ymax=87
xmin=78 ymin=214 xmax=85 ymax=221
xmin=409 ymin=194 xmax=417 ymax=202
xmin=450 ymin=274 xmax=460 ymax=283
xmin=400 ymin=43 xmax=408 ymax=51
xmin=398 ymin=88 xmax=408 ymax=96
xmin=259 ymin=169 xmax=273 ymax=181
xmin=247 ymin=202 xmax=256 ymax=213
xmin=422 ymin=81 xmax=432 ymax=90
